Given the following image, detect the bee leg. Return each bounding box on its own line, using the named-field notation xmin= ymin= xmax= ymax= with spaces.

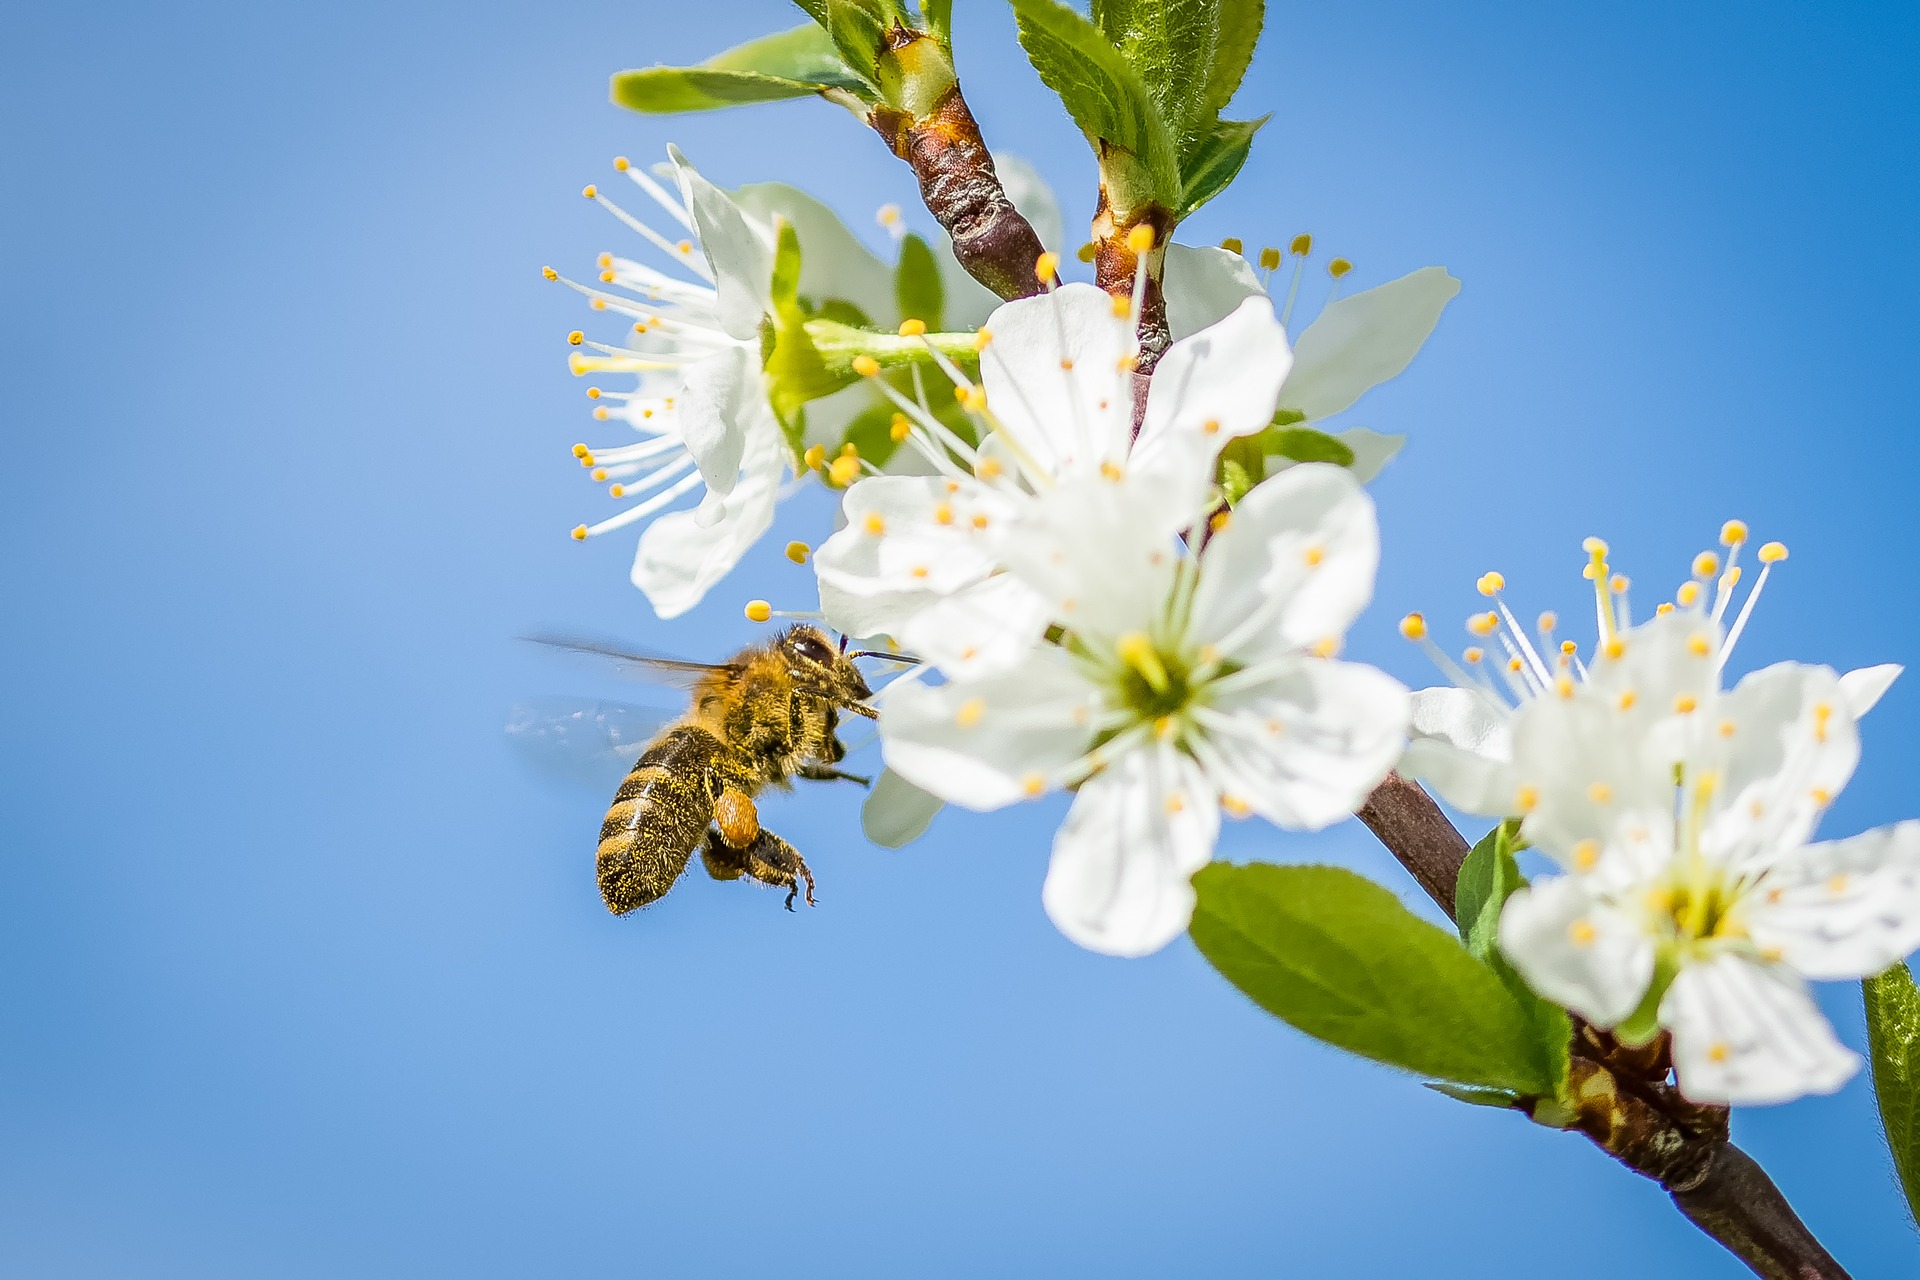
xmin=713 ymin=787 xmax=761 ymax=849
xmin=798 ymin=763 xmax=872 ymax=787
xmin=701 ymin=827 xmax=815 ymax=910
xmin=699 ymin=830 xmax=748 ymax=882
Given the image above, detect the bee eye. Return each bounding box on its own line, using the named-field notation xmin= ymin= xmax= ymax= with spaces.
xmin=791 ymin=635 xmax=834 ymax=665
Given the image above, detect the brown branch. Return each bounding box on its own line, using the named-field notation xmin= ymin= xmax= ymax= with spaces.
xmin=1359 ymin=773 xmax=1849 ymax=1280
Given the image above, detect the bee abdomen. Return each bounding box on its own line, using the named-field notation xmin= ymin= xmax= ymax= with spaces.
xmin=597 ymin=726 xmax=722 ymax=915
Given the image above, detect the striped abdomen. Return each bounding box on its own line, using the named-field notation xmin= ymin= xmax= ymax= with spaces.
xmin=597 ymin=726 xmax=722 ymax=914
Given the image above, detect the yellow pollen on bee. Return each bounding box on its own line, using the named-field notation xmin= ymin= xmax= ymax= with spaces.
xmin=1516 ymin=785 xmax=1540 ymax=812
xmin=1021 ymin=772 xmax=1046 ymax=797
xmin=1290 ymin=234 xmax=1313 ymax=256
xmin=570 ymin=524 xmax=588 ymax=541
xmin=1223 ymin=794 xmax=1251 ymax=818
xmin=851 ymin=355 xmax=881 ymax=378
xmin=1312 ymin=636 xmax=1341 ymax=658
xmin=1707 ymin=1042 xmax=1731 ymax=1064
xmin=1674 ymin=694 xmax=1698 ymax=714
xmin=608 ymin=484 xmax=626 ymax=498
xmin=1693 ymin=551 xmax=1721 ymax=578
xmin=897 ymin=318 xmax=927 ymax=338
xmin=1688 ymin=633 xmax=1712 ymax=657
xmin=1328 ymin=257 xmax=1353 ymax=278
xmin=567 ymin=330 xmax=584 ymax=346
xmin=1034 ymin=251 xmax=1060 ymax=282
xmin=1203 ymin=418 xmax=1221 ymax=434
xmin=1573 ymin=840 xmax=1600 ymax=871
xmin=1399 ymin=613 xmax=1428 ymax=640
xmin=955 ymin=698 xmax=985 ymax=728
xmin=1759 ymin=541 xmax=1789 ymax=563
xmin=862 ymin=511 xmax=886 ymax=536
xmin=1463 ymin=647 xmax=1484 ymax=664
xmin=1588 ymin=782 xmax=1613 ymax=804
xmin=934 ymin=503 xmax=954 ymax=526
xmin=744 ymin=600 xmax=773 ymax=623
xmin=1617 ymin=689 xmax=1637 ymax=711
xmin=1110 ymin=294 xmax=1131 ymax=319
xmin=1477 ymin=571 xmax=1505 ymax=596
xmin=972 ymin=513 xmax=990 ymax=530
xmin=1220 ymin=237 xmax=1245 ymax=254
xmin=1721 ymin=520 xmax=1750 ymax=545
xmin=1126 ymin=224 xmax=1156 ymax=254
xmin=828 ymin=456 xmax=862 ymax=487
xmin=785 ymin=541 xmax=810 ymax=565
xmin=581 ymin=184 xmax=597 ymax=199
xmin=803 ymin=444 xmax=827 ymax=471
xmin=976 ymin=457 xmax=1003 ymax=481
xmin=1568 ymin=919 xmax=1598 ymax=947
xmin=1677 ymin=582 xmax=1701 ymax=607
xmin=1468 ymin=612 xmax=1499 ymax=637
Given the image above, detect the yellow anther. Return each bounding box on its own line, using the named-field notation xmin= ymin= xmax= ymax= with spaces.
xmin=1199 ymin=418 xmax=1222 ymax=436
xmin=1035 ymin=250 xmax=1060 ymax=282
xmin=1312 ymin=636 xmax=1342 ymax=658
xmin=851 ymin=354 xmax=881 ymax=378
xmin=911 ymin=565 xmax=929 ymax=580
xmin=876 ymin=203 xmax=901 ymax=226
xmin=572 ymin=443 xmax=590 ymax=458
xmin=971 ymin=512 xmax=990 ymax=530
xmin=1126 ymin=224 xmax=1156 ymax=254
xmin=1220 ymin=237 xmax=1244 ymax=254
xmin=1588 ymin=782 xmax=1613 ymax=804
xmin=1677 ymin=582 xmax=1702 ymax=607
xmin=784 ymin=541 xmax=810 ymax=565
xmin=1468 ymin=612 xmax=1499 ymax=637
xmin=585 ymin=387 xmax=602 ymax=399
xmin=976 ymin=457 xmax=1003 ymax=481
xmin=1538 ymin=611 xmax=1558 ymax=631
xmin=1617 ymin=689 xmax=1637 ymax=711
xmin=1655 ymin=602 xmax=1675 ymax=616
xmin=841 ymin=442 xmax=860 ymax=458
xmin=954 ymin=383 xmax=984 ymax=409
xmin=1674 ymin=694 xmax=1698 ymax=714
xmin=897 ymin=318 xmax=927 ymax=337
xmin=593 ymin=407 xmax=610 ymax=422
xmin=541 ymin=265 xmax=558 ymax=281
xmin=1707 ymin=1042 xmax=1731 ymax=1064
xmin=1718 ymin=719 xmax=1737 ymax=737
xmin=1609 ymin=574 xmax=1629 ymax=594
xmin=1022 ymin=772 xmax=1046 ymax=797
xmin=1399 ymin=613 xmax=1428 ymax=640
xmin=1099 ymin=460 xmax=1125 ymax=481
xmin=567 ymin=330 xmax=585 ymax=346
xmin=608 ymin=484 xmax=626 ymax=498
xmin=1110 ymin=293 xmax=1131 ymax=319
xmin=745 ymin=600 xmax=773 ymax=623
xmin=1759 ymin=541 xmax=1788 ymax=563
xmin=1555 ymin=673 xmax=1575 ymax=698
xmin=828 ymin=456 xmax=862 ymax=487
xmin=1259 ymin=246 xmax=1282 ymax=269
xmin=1688 ymin=633 xmax=1712 ymax=657
xmin=1693 ymin=551 xmax=1720 ymax=579
xmin=973 ymin=329 xmax=993 ymax=351
xmin=1223 ymin=794 xmax=1251 ymax=818
xmin=955 ymin=698 xmax=985 ymax=728
xmin=1076 ymin=242 xmax=1097 ymax=263
xmin=1721 ymin=520 xmax=1749 ymax=545
xmin=1814 ymin=702 xmax=1833 ymax=743
xmin=577 ymin=451 xmax=597 ymax=468
xmin=1289 ymin=234 xmax=1312 ymax=256
xmin=676 ymin=240 xmax=693 ymax=255
xmin=933 ymin=503 xmax=954 ymax=526
xmin=1463 ymin=647 xmax=1484 ymax=664
xmin=599 ymin=270 xmax=616 ymax=284
xmin=596 ymin=252 xmax=612 ymax=269
xmin=861 ymin=511 xmax=886 ymax=536
xmin=1722 ymin=565 xmax=1743 ymax=590
xmin=1583 ymin=537 xmax=1609 ymax=557
xmin=1573 ymin=840 xmax=1600 ymax=871
xmin=1165 ymin=792 xmax=1186 ymax=815
xmin=581 ymin=184 xmax=598 ymax=199
xmin=1560 ymin=639 xmax=1578 ymax=655
xmin=1829 ymin=872 xmax=1851 ymax=895
xmin=803 ymin=443 xmax=827 ymax=471
xmin=1209 ymin=510 xmax=1231 ymax=534
xmin=1811 ymin=787 xmax=1833 ymax=806
xmin=1568 ymin=919 xmax=1598 ymax=947
xmin=612 ymin=156 xmax=630 ymax=171
xmin=890 ymin=415 xmax=912 ymax=443
xmin=1477 ymin=571 xmax=1505 ymax=596
xmin=570 ymin=524 xmax=588 ymax=541
xmin=1328 ymin=257 xmax=1353 ymax=278
xmin=1507 ymin=657 xmax=1524 ymax=673
xmin=591 ymin=468 xmax=608 ymax=481
xmin=1515 ymin=785 xmax=1540 ymax=813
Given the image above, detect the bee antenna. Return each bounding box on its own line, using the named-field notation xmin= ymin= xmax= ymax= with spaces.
xmin=847 ymin=650 xmax=921 ymax=665
xmin=839 ymin=632 xmax=850 ymax=655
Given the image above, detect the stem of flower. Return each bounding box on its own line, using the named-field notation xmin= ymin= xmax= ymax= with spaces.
xmin=1358 ymin=773 xmax=1849 ymax=1280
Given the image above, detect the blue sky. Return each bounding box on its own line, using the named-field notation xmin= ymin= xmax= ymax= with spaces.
xmin=4 ymin=0 xmax=1918 ymax=1274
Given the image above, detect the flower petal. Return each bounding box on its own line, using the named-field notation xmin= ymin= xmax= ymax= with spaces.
xmin=995 ymin=475 xmax=1187 ymax=644
xmin=878 ymin=648 xmax=1099 ymax=810
xmin=1162 ymin=242 xmax=1266 ymax=340
xmin=1498 ymin=874 xmax=1654 ymax=1026
xmin=1701 ymin=661 xmax=1859 ymax=873
xmin=1041 ymin=745 xmax=1220 ymax=956
xmin=1195 ymin=657 xmax=1409 ymax=830
xmin=1281 ymin=266 xmax=1459 ymax=420
xmin=1135 ymin=296 xmax=1292 ymax=478
xmin=733 ymin=181 xmax=896 ymax=329
xmin=629 ymin=436 xmax=781 ymax=617
xmin=977 ymin=284 xmax=1133 ymax=477
xmin=861 ymin=768 xmax=945 ymax=848
xmin=675 ymin=345 xmax=759 ymax=498
xmin=1186 ymin=463 xmax=1381 ymax=656
xmin=1840 ymin=663 xmax=1902 ymax=718
xmin=1747 ymin=820 xmax=1920 ymax=980
xmin=668 ymin=146 xmax=773 ymax=342
xmin=1660 ymin=955 xmax=1858 ymax=1105
xmin=1401 ymin=686 xmax=1516 ymax=815
xmin=896 ymin=574 xmax=1052 ymax=681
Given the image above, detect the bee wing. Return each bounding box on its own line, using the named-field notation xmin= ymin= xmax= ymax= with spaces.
xmin=522 ymin=634 xmax=743 ymax=689
xmin=505 ymin=696 xmax=675 ymax=793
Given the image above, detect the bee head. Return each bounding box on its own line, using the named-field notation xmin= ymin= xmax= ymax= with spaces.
xmin=778 ymin=625 xmax=874 ymax=707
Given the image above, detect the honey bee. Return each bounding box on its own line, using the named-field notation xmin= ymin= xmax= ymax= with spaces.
xmin=515 ymin=626 xmax=889 ymax=914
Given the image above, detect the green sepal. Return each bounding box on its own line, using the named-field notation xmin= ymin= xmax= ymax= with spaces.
xmin=1010 ymin=0 xmax=1182 ymax=217
xmin=1266 ymin=425 xmax=1355 ymax=468
xmin=1453 ymin=822 xmax=1574 ymax=1104
xmin=1218 ymin=455 xmax=1256 ymax=507
xmin=611 ymin=23 xmax=871 ymax=114
xmin=1426 ymin=1082 xmax=1525 ymax=1112
xmin=894 ymin=232 xmax=946 ymax=330
xmin=1190 ymin=862 xmax=1561 ymax=1096
xmin=763 ymin=221 xmax=836 ymax=460
xmin=1613 ymin=953 xmax=1679 ymax=1048
xmin=875 ymin=27 xmax=958 ymax=116
xmin=810 ymin=298 xmax=875 ymax=329
xmin=1178 ymin=115 xmax=1267 ymax=218
xmin=1865 ymin=961 xmax=1920 ymax=1228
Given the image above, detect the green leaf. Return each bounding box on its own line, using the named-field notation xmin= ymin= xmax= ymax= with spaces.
xmin=1865 ymin=961 xmax=1920 ymax=1228
xmin=764 ymin=221 xmax=836 ymax=461
xmin=791 ymin=0 xmax=831 ymax=27
xmin=1089 ymin=0 xmax=1265 ymax=155
xmin=1426 ymin=1082 xmax=1524 ymax=1112
xmin=894 ymin=233 xmax=946 ymax=331
xmin=1177 ymin=115 xmax=1266 ymax=218
xmin=1190 ymin=863 xmax=1558 ymax=1095
xmin=1011 ymin=0 xmax=1182 ymax=215
xmin=1453 ymin=822 xmax=1574 ymax=1101
xmin=920 ymin=0 xmax=953 ymax=44
xmin=1266 ymin=425 xmax=1354 ymax=468
xmin=1204 ymin=0 xmax=1262 ymax=118
xmin=611 ymin=24 xmax=871 ymax=115
xmin=826 ymin=0 xmax=893 ymax=83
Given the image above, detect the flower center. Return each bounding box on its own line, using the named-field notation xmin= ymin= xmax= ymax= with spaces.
xmin=1113 ymin=632 xmax=1194 ymax=721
